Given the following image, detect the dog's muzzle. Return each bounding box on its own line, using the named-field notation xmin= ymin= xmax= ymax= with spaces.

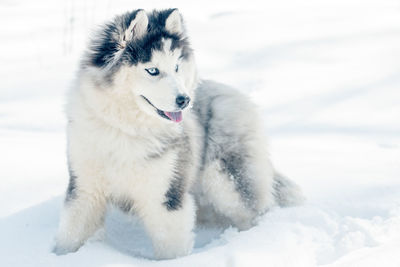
xmin=141 ymin=95 xmax=188 ymax=123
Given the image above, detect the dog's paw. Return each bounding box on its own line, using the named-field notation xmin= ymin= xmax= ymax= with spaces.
xmin=52 ymin=238 xmax=81 ymax=256
xmin=52 ymin=244 xmax=77 ymax=255
xmin=153 ymin=233 xmax=194 ymax=260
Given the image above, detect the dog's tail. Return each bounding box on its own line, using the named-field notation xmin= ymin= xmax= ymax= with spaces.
xmin=273 ymin=172 xmax=305 ymax=207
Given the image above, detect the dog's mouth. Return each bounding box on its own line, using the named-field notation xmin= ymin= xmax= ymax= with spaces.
xmin=141 ymin=96 xmax=183 ymax=123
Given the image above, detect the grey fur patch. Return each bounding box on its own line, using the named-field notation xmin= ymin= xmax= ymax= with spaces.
xmin=193 ymin=81 xmax=258 ymax=208
xmin=273 ymin=172 xmax=305 ymax=206
xmin=65 ymin=164 xmax=77 ymax=202
xmin=200 ymin=101 xmax=214 ymax=169
xmin=220 ymin=152 xmax=256 ymax=207
xmin=163 ymin=174 xmax=185 ymax=211
xmin=115 ymin=198 xmax=134 ymax=213
xmin=192 ymin=93 xmax=218 ymax=170
xmin=163 ymin=132 xmax=192 ymax=211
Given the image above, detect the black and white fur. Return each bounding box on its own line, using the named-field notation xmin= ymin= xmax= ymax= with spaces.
xmin=53 ymin=9 xmax=303 ymax=259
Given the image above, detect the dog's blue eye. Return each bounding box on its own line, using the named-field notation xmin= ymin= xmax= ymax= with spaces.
xmin=175 ymin=64 xmax=179 ymax=72
xmin=145 ymin=68 xmax=160 ymax=76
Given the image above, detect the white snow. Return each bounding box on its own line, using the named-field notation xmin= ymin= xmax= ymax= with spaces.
xmin=0 ymin=0 xmax=399 ymax=266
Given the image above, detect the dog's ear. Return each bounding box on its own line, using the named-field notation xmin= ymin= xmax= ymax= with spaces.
xmin=165 ymin=9 xmax=183 ymax=35
xmin=122 ymin=10 xmax=148 ymax=45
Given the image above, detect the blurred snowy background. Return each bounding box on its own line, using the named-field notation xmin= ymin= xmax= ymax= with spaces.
xmin=0 ymin=0 xmax=399 ymax=266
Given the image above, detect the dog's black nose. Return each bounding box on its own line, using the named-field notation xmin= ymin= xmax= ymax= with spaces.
xmin=176 ymin=94 xmax=191 ymax=109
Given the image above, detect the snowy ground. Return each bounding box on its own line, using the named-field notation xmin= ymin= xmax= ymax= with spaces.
xmin=1 ymin=0 xmax=399 ymax=266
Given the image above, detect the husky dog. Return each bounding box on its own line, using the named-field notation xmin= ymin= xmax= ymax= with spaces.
xmin=53 ymin=9 xmax=303 ymax=259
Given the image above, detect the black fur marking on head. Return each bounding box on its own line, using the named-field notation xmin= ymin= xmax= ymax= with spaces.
xmin=123 ymin=9 xmax=191 ymax=66
xmin=66 ymin=164 xmax=77 ymax=202
xmin=83 ymin=9 xmax=192 ymax=76
xmin=88 ymin=10 xmax=143 ymax=69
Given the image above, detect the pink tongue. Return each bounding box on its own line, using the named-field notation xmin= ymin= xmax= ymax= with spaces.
xmin=164 ymin=111 xmax=183 ymax=123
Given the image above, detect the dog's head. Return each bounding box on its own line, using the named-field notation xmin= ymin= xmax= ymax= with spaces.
xmin=83 ymin=9 xmax=198 ymax=123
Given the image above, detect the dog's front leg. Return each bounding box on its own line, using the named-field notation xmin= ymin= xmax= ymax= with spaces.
xmin=53 ymin=171 xmax=106 ymax=255
xmin=137 ymin=192 xmax=196 ymax=259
